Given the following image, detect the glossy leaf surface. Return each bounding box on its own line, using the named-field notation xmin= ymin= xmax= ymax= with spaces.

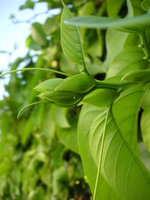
xmin=78 ymin=103 xmax=150 ymax=200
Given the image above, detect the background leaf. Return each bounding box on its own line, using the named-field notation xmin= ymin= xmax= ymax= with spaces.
xmin=106 ymin=0 xmax=125 ymax=17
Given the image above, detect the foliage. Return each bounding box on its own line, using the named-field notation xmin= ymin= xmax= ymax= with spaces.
xmin=1 ymin=0 xmax=150 ymax=200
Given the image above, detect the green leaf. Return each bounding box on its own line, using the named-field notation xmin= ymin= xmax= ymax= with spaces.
xmin=106 ymin=0 xmax=125 ymax=17
xmin=61 ymin=3 xmax=85 ymax=66
xmin=19 ymin=0 xmax=35 ymax=10
xmin=55 ymin=73 xmax=96 ymax=93
xmin=122 ymin=69 xmax=150 ymax=83
xmin=26 ymin=35 xmax=41 ymax=50
xmin=82 ymin=88 xmax=117 ymax=107
xmin=31 ymin=22 xmax=48 ymax=47
xmin=57 ymin=115 xmax=79 ymax=154
xmin=107 ymin=47 xmax=149 ymax=78
xmin=112 ymin=84 xmax=145 ymax=151
xmin=51 ymin=105 xmax=70 ymax=128
xmin=78 ymin=105 xmax=124 ymax=200
xmin=141 ymin=110 xmax=150 ymax=152
xmin=43 ymin=17 xmax=57 ymax=34
xmin=103 ymin=28 xmax=128 ymax=71
xmin=34 ymin=78 xmax=64 ymax=92
xmin=65 ymin=13 xmax=150 ymax=32
xmin=78 ymin=103 xmax=150 ymax=200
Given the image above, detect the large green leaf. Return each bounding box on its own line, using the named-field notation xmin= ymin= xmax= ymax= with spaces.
xmin=78 ymin=105 xmax=123 ymax=200
xmin=61 ymin=3 xmax=85 ymax=67
xmin=78 ymin=84 xmax=150 ymax=200
xmin=65 ymin=12 xmax=150 ymax=32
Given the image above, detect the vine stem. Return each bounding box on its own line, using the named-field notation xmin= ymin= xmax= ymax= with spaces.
xmin=139 ymin=32 xmax=150 ymax=62
xmin=17 ymin=101 xmax=45 ymax=119
xmin=0 ymin=67 xmax=70 ymax=78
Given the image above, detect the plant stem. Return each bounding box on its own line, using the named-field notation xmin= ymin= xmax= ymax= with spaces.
xmin=17 ymin=101 xmax=45 ymax=119
xmin=139 ymin=32 xmax=150 ymax=62
xmin=0 ymin=67 xmax=70 ymax=78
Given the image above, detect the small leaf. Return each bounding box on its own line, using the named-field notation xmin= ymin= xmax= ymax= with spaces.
xmin=43 ymin=17 xmax=57 ymax=34
xmin=34 ymin=78 xmax=64 ymax=92
xmin=82 ymin=88 xmax=117 ymax=107
xmin=31 ymin=22 xmax=48 ymax=46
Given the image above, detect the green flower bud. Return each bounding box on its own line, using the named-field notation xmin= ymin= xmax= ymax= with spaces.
xmin=39 ymin=91 xmax=83 ymax=107
xmin=55 ymin=73 xmax=96 ymax=93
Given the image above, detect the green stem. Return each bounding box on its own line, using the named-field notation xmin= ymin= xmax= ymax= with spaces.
xmin=0 ymin=67 xmax=70 ymax=78
xmin=139 ymin=32 xmax=150 ymax=62
xmin=17 ymin=101 xmax=45 ymax=119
